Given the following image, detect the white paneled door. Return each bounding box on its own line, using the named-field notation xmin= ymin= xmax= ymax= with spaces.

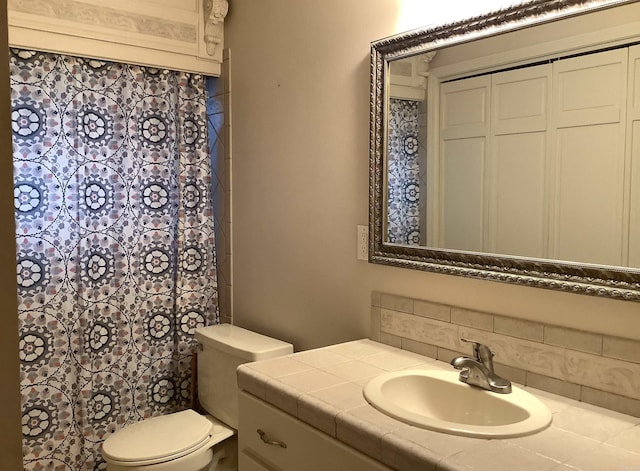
xmin=436 ymin=47 xmax=635 ymax=266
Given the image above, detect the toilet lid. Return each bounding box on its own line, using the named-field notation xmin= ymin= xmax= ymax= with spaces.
xmin=102 ymin=410 xmax=213 ymax=464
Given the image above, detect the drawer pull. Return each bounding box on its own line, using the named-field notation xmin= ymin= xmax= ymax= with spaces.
xmin=257 ymin=429 xmax=287 ymax=448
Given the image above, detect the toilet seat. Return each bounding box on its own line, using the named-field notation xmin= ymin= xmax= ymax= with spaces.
xmin=102 ymin=410 xmax=233 ymax=467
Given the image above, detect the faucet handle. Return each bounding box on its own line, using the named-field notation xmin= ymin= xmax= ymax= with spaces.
xmin=460 ymin=337 xmax=482 ymax=359
xmin=460 ymin=338 xmax=495 ymax=368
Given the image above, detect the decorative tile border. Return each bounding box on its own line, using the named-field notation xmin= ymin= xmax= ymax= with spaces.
xmin=371 ymin=291 xmax=640 ymax=417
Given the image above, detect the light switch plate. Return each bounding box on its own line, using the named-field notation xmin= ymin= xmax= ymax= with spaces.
xmin=357 ymin=225 xmax=369 ymax=261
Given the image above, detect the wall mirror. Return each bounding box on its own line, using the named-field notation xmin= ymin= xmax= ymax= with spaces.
xmin=369 ymin=0 xmax=640 ymax=301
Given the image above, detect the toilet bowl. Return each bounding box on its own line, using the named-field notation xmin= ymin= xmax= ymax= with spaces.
xmin=101 ymin=324 xmax=293 ymax=471
xmin=102 ymin=410 xmax=237 ymax=471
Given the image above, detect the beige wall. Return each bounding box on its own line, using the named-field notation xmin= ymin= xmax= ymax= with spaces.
xmin=0 ymin=0 xmax=26 ymax=465
xmin=225 ymin=0 xmax=640 ymax=352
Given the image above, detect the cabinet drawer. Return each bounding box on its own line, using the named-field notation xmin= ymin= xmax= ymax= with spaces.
xmin=239 ymin=451 xmax=277 ymax=471
xmin=239 ymin=392 xmax=391 ymax=471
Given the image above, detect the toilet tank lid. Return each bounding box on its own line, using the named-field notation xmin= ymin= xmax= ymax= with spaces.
xmin=195 ymin=324 xmax=293 ymax=361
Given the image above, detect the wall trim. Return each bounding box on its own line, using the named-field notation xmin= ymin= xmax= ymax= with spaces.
xmin=7 ymin=0 xmax=227 ymax=75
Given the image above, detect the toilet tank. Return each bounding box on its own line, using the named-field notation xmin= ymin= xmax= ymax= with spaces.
xmin=194 ymin=324 xmax=293 ymax=429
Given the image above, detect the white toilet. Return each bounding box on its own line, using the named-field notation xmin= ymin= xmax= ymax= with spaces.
xmin=101 ymin=324 xmax=293 ymax=471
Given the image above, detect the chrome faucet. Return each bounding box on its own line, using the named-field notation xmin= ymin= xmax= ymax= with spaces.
xmin=450 ymin=338 xmax=512 ymax=394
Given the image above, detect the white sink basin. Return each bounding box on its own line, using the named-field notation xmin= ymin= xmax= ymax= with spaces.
xmin=363 ymin=369 xmax=552 ymax=438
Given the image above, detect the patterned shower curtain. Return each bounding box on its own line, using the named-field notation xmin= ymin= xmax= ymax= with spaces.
xmin=387 ymin=98 xmax=422 ymax=245
xmin=11 ymin=50 xmax=219 ymax=470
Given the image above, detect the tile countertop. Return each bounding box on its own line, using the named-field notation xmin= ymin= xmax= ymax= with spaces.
xmin=236 ymin=339 xmax=640 ymax=471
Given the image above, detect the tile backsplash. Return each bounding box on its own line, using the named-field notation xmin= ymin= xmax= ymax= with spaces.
xmin=370 ymin=291 xmax=640 ymax=418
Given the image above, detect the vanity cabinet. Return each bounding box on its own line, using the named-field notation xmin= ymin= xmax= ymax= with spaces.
xmin=238 ymin=391 xmax=392 ymax=471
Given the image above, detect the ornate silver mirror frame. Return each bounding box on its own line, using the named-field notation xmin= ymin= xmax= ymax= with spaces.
xmin=369 ymin=0 xmax=640 ymax=301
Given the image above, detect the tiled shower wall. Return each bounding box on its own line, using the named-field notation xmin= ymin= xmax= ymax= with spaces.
xmin=207 ymin=50 xmax=233 ymax=324
xmin=371 ymin=291 xmax=640 ymax=417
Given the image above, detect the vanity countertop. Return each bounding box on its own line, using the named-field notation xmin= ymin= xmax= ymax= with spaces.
xmin=236 ymin=339 xmax=640 ymax=471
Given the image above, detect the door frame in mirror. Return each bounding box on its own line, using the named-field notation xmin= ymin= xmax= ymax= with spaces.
xmin=369 ymin=0 xmax=640 ymax=301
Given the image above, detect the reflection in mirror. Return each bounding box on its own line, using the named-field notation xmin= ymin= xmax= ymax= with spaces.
xmin=387 ymin=58 xmax=427 ymax=246
xmin=387 ymin=43 xmax=637 ymax=268
xmin=370 ymin=0 xmax=640 ymax=300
